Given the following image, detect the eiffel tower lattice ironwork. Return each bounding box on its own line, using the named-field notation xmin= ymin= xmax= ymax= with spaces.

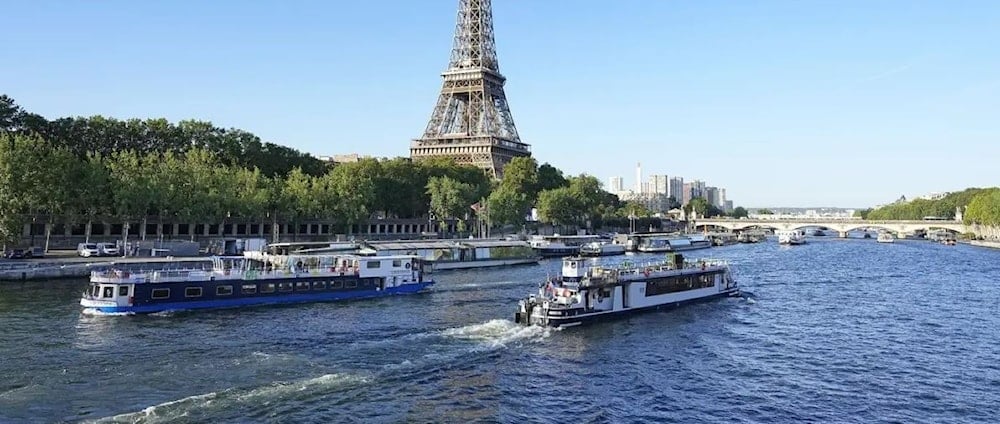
xmin=410 ymin=0 xmax=530 ymax=179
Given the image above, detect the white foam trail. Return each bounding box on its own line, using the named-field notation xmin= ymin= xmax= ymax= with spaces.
xmin=80 ymin=309 xmax=132 ymax=317
xmin=89 ymin=392 xmax=219 ymax=424
xmin=440 ymin=319 xmax=553 ymax=349
xmin=88 ymin=373 xmax=369 ymax=424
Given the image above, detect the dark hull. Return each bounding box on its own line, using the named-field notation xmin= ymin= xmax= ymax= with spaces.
xmin=534 ymin=247 xmax=580 ymax=258
xmin=530 ymin=289 xmax=739 ymax=328
xmin=84 ymin=275 xmax=433 ymax=314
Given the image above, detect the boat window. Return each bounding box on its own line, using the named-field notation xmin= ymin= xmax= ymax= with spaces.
xmin=102 ymin=286 xmax=114 ymax=298
xmin=278 ymin=282 xmax=293 ymax=292
xmin=118 ymin=286 xmax=130 ymax=297
xmin=217 ymin=285 xmax=233 ymax=296
xmin=346 ymin=280 xmax=357 ymax=288
xmin=313 ymin=281 xmax=326 ymax=290
xmin=241 ymin=284 xmax=257 ymax=295
xmin=152 ymin=288 xmax=170 ymax=299
xmin=296 ymin=282 xmax=310 ymax=291
xmin=185 ymin=287 xmax=203 ymax=298
xmin=261 ymin=283 xmax=276 ymax=293
xmin=366 ymin=261 xmax=381 ymax=269
xmin=91 ymin=285 xmax=100 ymax=297
xmin=331 ymin=281 xmax=344 ymax=289
xmin=392 ymin=259 xmax=402 ymax=267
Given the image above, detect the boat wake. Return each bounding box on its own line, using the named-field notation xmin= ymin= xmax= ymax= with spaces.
xmin=87 ymin=373 xmax=371 ymax=424
xmin=88 ymin=319 xmax=553 ymax=423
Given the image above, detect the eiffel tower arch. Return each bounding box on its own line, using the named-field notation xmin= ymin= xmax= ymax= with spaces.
xmin=410 ymin=0 xmax=530 ymax=179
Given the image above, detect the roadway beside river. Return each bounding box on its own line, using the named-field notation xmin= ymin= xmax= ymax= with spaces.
xmin=0 ymin=251 xmax=211 ymax=282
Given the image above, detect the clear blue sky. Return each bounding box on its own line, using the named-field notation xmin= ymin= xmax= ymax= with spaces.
xmin=4 ymin=1 xmax=998 ymax=208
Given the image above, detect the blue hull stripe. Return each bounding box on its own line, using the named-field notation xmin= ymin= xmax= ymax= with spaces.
xmin=89 ymin=281 xmax=434 ymax=314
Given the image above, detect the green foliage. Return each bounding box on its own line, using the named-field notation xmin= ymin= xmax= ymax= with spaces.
xmin=537 ymin=187 xmax=581 ymax=226
xmin=487 ymin=186 xmax=528 ymax=228
xmin=964 ymin=188 xmax=1000 ymax=226
xmin=426 ymin=176 xmax=475 ymax=227
xmin=854 ymin=208 xmax=872 ymax=219
xmin=757 ymin=209 xmax=774 ymax=215
xmin=730 ymin=206 xmax=749 ymax=219
xmin=684 ymin=197 xmax=723 ymax=218
xmin=867 ymin=188 xmax=987 ymax=220
xmin=537 ymin=163 xmax=569 ymax=192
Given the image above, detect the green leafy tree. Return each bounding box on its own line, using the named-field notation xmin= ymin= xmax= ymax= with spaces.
xmin=487 ymin=186 xmax=528 ymax=228
xmin=757 ymin=208 xmax=774 ymax=215
xmin=730 ymin=206 xmax=749 ymax=219
xmin=964 ymin=188 xmax=1000 ymax=226
xmin=426 ymin=176 xmax=475 ymax=232
xmin=537 ymin=187 xmax=581 ymax=226
xmin=537 ymin=163 xmax=568 ymax=192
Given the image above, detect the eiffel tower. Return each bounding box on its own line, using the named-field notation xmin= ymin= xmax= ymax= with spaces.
xmin=410 ymin=0 xmax=530 ymax=179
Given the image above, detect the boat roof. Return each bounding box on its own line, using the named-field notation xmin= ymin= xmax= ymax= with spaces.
xmin=365 ymin=240 xmax=459 ymax=250
xmin=462 ymin=240 xmax=529 ymax=248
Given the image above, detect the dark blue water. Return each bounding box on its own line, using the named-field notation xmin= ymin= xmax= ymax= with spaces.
xmin=2 ymin=238 xmax=999 ymax=423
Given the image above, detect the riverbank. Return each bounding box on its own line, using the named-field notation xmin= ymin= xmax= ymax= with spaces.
xmin=0 ymin=254 xmax=212 ymax=282
xmin=969 ymin=240 xmax=1000 ymax=250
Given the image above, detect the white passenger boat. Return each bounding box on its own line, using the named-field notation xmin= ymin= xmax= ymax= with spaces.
xmin=359 ymin=239 xmax=539 ymax=271
xmin=529 ymin=235 xmax=602 ymax=258
xmin=777 ymin=230 xmax=807 ymax=245
xmin=579 ymin=242 xmax=626 ymax=257
xmin=514 ymin=254 xmax=740 ymax=328
xmin=876 ymin=232 xmax=895 ymax=243
xmin=636 ymin=235 xmax=712 ymax=253
xmin=80 ymin=252 xmax=433 ymax=315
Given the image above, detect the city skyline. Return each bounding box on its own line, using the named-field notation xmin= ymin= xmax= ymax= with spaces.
xmin=3 ymin=1 xmax=998 ymax=207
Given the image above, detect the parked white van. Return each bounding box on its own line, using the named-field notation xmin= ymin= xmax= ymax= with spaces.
xmin=77 ymin=243 xmax=100 ymax=257
xmin=97 ymin=243 xmax=120 ymax=256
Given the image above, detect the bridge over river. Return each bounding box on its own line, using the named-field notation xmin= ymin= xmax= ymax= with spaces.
xmin=694 ymin=218 xmax=967 ymax=238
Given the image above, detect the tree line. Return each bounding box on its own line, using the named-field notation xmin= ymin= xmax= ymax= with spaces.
xmin=0 ymin=94 xmax=755 ymax=248
xmin=854 ymin=188 xmax=998 ymax=222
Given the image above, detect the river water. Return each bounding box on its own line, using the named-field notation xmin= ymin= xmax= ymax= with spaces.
xmin=1 ymin=238 xmax=999 ymax=423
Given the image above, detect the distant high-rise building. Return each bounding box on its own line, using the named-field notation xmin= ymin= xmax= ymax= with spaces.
xmin=648 ymin=175 xmax=668 ymax=195
xmin=668 ymin=177 xmax=684 ymax=202
xmin=635 ymin=162 xmax=643 ymax=194
xmin=719 ymin=188 xmax=727 ymax=208
xmin=705 ymin=187 xmax=719 ymax=207
xmin=724 ymin=200 xmax=734 ymax=212
xmin=609 ymin=176 xmax=623 ymax=193
xmin=682 ymin=182 xmax=694 ymax=205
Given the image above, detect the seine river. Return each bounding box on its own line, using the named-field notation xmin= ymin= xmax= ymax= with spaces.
xmin=1 ymin=237 xmax=999 ymax=423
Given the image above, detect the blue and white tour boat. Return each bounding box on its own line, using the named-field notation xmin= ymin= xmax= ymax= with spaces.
xmin=80 ymin=251 xmax=433 ymax=315
xmin=514 ymin=254 xmax=740 ymax=327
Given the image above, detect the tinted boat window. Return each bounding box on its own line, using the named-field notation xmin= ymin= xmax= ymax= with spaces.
xmin=313 ymin=282 xmax=326 ymax=290
xmin=241 ymin=284 xmax=257 ymax=295
xmin=152 ymin=289 xmax=170 ymax=299
xmin=118 ymin=286 xmax=129 ymax=296
xmin=103 ymin=287 xmax=114 ymax=298
xmin=366 ymin=261 xmax=381 ymax=269
xmin=296 ymin=282 xmax=310 ymax=291
xmin=185 ymin=287 xmax=202 ymax=298
xmin=217 ymin=285 xmax=233 ymax=296
xmin=261 ymin=283 xmax=276 ymax=293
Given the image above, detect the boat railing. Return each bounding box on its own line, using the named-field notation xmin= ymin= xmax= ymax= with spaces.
xmin=90 ymin=263 xmax=367 ymax=283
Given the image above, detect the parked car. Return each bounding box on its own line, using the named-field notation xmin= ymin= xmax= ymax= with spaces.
xmin=77 ymin=243 xmax=101 ymax=257
xmin=4 ymin=248 xmax=31 ymax=259
xmin=97 ymin=243 xmax=120 ymax=256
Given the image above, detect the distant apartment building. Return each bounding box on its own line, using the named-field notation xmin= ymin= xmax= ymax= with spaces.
xmin=648 ymin=174 xmax=668 ymax=195
xmin=724 ymin=200 xmax=734 ymax=212
xmin=668 ymin=177 xmax=684 ymax=201
xmin=705 ymin=187 xmax=720 ymax=208
xmin=317 ymin=153 xmax=371 ymax=164
xmin=609 ymin=176 xmax=623 ymax=193
xmin=682 ymin=183 xmax=694 ymax=205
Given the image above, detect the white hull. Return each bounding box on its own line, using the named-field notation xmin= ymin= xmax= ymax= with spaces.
xmin=777 ymin=230 xmax=807 ymax=245
xmin=430 ymin=257 xmax=539 ymax=271
xmin=515 ymin=257 xmax=739 ymax=327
